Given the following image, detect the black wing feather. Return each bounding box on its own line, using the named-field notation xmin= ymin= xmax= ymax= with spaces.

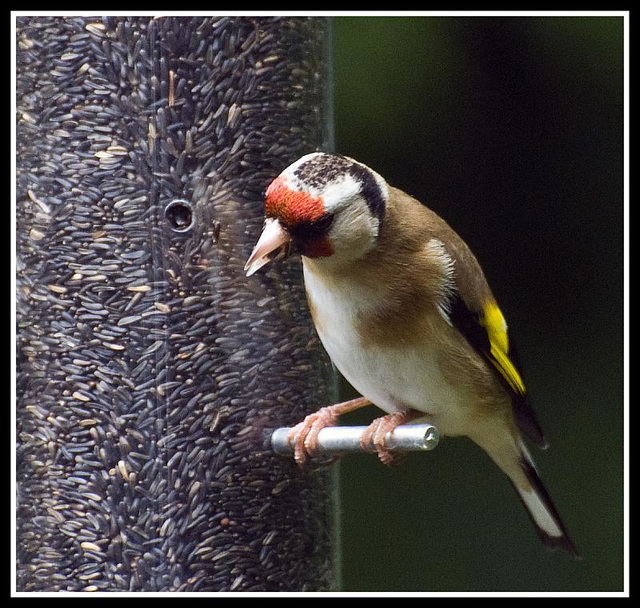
xmin=448 ymin=293 xmax=547 ymax=448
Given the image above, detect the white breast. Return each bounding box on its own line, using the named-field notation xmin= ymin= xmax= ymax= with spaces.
xmin=302 ymin=261 xmax=468 ymax=435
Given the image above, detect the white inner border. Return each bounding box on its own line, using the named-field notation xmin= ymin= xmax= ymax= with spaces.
xmin=10 ymin=10 xmax=630 ymax=599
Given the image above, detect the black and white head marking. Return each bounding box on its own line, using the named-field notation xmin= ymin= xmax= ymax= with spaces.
xmin=287 ymin=152 xmax=388 ymax=225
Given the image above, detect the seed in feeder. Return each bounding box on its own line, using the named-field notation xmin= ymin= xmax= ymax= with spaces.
xmin=16 ymin=15 xmax=334 ymax=593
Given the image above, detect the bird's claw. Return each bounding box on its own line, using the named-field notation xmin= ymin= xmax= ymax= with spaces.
xmin=360 ymin=417 xmax=395 ymax=465
xmin=286 ymin=407 xmax=338 ymax=466
xmin=360 ymin=410 xmax=419 ymax=466
xmin=286 ymin=396 xmax=371 ymax=466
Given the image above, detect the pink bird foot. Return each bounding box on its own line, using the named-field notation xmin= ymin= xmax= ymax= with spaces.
xmin=287 ymin=396 xmax=371 ymax=465
xmin=360 ymin=410 xmax=422 ymax=465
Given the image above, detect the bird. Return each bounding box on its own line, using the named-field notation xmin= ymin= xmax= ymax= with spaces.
xmin=244 ymin=151 xmax=579 ymax=558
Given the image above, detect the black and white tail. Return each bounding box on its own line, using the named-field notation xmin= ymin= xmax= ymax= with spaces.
xmin=512 ymin=441 xmax=580 ymax=559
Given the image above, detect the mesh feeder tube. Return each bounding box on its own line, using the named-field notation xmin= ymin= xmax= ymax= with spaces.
xmin=16 ymin=16 xmax=336 ymax=592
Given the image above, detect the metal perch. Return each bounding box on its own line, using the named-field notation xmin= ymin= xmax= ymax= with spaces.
xmin=271 ymin=424 xmax=440 ymax=456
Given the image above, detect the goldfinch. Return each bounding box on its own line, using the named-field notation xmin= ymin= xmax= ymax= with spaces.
xmin=245 ymin=152 xmax=579 ymax=557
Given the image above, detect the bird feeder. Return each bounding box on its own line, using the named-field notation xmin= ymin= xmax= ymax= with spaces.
xmin=15 ymin=15 xmax=336 ymax=592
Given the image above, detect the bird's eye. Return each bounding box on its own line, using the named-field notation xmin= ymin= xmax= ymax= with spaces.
xmin=291 ymin=213 xmax=334 ymax=240
xmin=309 ymin=213 xmax=334 ymax=233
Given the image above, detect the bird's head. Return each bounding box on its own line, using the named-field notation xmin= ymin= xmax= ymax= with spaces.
xmin=244 ymin=152 xmax=389 ymax=276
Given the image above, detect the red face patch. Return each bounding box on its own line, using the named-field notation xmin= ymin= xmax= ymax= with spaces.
xmin=298 ymin=236 xmax=334 ymax=258
xmin=264 ymin=176 xmax=326 ymax=227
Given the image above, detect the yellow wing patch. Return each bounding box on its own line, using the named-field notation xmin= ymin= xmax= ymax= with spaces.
xmin=481 ymin=300 xmax=526 ymax=394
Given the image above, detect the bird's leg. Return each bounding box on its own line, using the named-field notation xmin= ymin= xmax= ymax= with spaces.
xmin=360 ymin=409 xmax=423 ymax=465
xmin=287 ymin=396 xmax=371 ymax=465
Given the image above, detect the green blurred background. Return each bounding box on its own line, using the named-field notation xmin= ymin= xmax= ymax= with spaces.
xmin=330 ymin=16 xmax=624 ymax=592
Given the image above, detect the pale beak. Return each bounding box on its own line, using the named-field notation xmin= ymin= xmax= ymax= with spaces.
xmin=244 ymin=218 xmax=293 ymax=277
